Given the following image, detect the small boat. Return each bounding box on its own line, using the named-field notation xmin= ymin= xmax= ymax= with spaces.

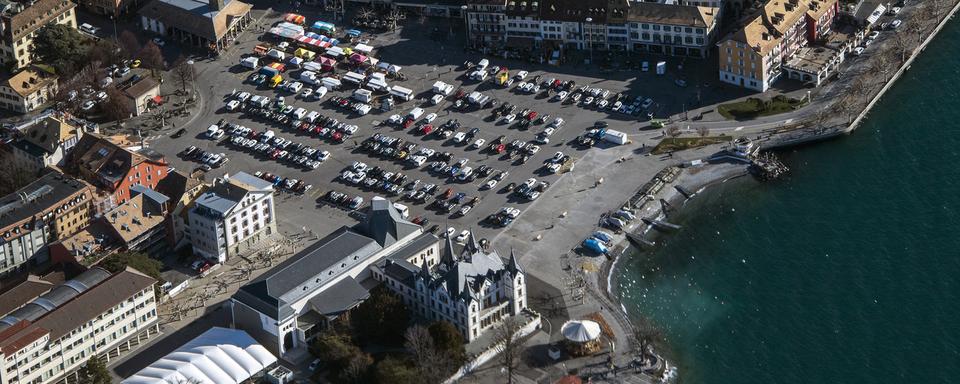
xmin=605 ymin=216 xmax=626 ymax=230
xmin=613 ymin=210 xmax=636 ymax=221
xmin=583 ymin=238 xmax=609 ymax=254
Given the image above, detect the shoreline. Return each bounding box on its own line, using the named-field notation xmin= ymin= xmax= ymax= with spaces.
xmin=596 ymin=0 xmax=960 ymax=378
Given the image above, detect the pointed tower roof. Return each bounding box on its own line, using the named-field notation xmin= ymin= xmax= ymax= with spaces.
xmin=466 ymin=229 xmax=480 ymax=254
xmin=441 ymin=234 xmax=457 ymax=266
xmin=419 ymin=258 xmax=431 ymax=279
xmin=507 ymin=249 xmax=523 ymax=275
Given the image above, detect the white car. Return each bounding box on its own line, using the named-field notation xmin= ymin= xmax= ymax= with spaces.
xmin=483 ymin=179 xmax=499 ymax=190
xmin=542 ymin=127 xmax=556 ymax=137
xmin=455 ymin=229 xmax=470 ymax=243
xmin=452 ymin=132 xmax=467 ymax=143
xmin=515 ymin=70 xmax=529 ymax=80
xmin=81 ymin=100 xmax=95 ymax=110
xmin=852 ymin=46 xmax=865 ymax=56
xmin=550 ymin=151 xmax=565 ymax=162
xmin=550 ymin=117 xmax=565 ymax=128
xmin=409 ymin=155 xmax=427 ymax=166
xmin=301 ymin=88 xmax=313 ymax=98
xmin=430 ymin=94 xmax=444 ymax=105
xmin=316 ymin=150 xmax=331 ymax=162
xmin=348 ymin=172 xmax=366 ymax=184
xmin=499 ymin=207 xmax=520 ymax=218
xmin=470 ymin=138 xmax=486 ymax=149
xmin=526 ymin=145 xmax=540 ymax=154
xmin=523 ymin=178 xmax=537 ymax=188
xmin=554 ymin=91 xmax=568 ymax=101
xmin=502 ymin=114 xmax=516 ymax=123
xmin=388 ymin=114 xmax=403 ymax=125
xmin=424 ymin=113 xmax=438 ymax=123
xmin=312 ymin=86 xmax=328 ymax=100
xmin=867 ymin=31 xmax=880 ymax=40
xmin=235 ymin=91 xmax=251 ymax=102
xmin=445 ymin=227 xmax=457 ymax=238
xmin=226 ymin=100 xmax=240 ymax=111
xmin=352 ymin=161 xmax=368 ymax=172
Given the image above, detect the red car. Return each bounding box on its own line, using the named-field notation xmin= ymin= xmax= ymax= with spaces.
xmin=331 ymin=131 xmax=344 ymax=143
xmin=403 ymin=118 xmax=415 ymax=129
xmin=442 ymin=188 xmax=454 ymax=199
xmin=420 ymin=124 xmax=434 ymax=135
xmin=552 ymin=79 xmax=561 ymax=88
xmin=526 ymin=111 xmax=538 ymax=121
xmin=454 ymin=88 xmax=466 ymax=100
xmin=494 ymin=144 xmax=506 ymax=153
xmin=270 ymin=149 xmax=282 ymax=159
xmin=299 ymin=122 xmax=311 ymax=131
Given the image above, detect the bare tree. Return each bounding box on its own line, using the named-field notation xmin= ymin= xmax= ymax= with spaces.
xmin=0 ymin=155 xmax=36 ymax=195
xmin=172 ymin=56 xmax=197 ymax=93
xmin=630 ymin=318 xmax=665 ymax=365
xmin=138 ymin=41 xmax=165 ymax=71
xmin=849 ymin=77 xmax=870 ymax=108
xmin=906 ymin=21 xmax=925 ymax=45
xmin=868 ymin=53 xmax=891 ymax=83
xmin=119 ymin=30 xmax=141 ymax=59
xmin=696 ymin=126 xmax=709 ymax=137
xmin=404 ymin=325 xmax=444 ymax=384
xmin=829 ymin=95 xmax=857 ymax=124
xmin=102 ymin=87 xmax=132 ymax=122
xmin=666 ymin=126 xmax=682 ymax=138
xmin=494 ymin=317 xmax=524 ymax=384
xmin=810 ymin=107 xmax=830 ymax=133
xmin=892 ymin=30 xmax=911 ymax=64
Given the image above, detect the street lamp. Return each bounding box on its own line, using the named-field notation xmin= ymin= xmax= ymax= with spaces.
xmin=461 ymin=5 xmax=470 ymax=48
xmin=585 ymin=17 xmax=594 ymax=65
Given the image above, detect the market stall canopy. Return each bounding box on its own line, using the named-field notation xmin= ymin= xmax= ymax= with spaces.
xmin=350 ymin=53 xmax=368 ymax=64
xmin=268 ymin=22 xmax=303 ymax=39
xmin=346 ymin=29 xmax=362 ymax=37
xmin=354 ymin=43 xmax=373 ymax=54
xmin=283 ymin=13 xmax=306 ymax=25
xmin=294 ymin=48 xmax=316 ymax=60
xmin=288 ymin=56 xmax=303 ymax=67
xmin=311 ymin=21 xmax=336 ymax=33
xmin=325 ymin=46 xmax=345 ymax=58
xmin=561 ymin=320 xmax=602 ymax=343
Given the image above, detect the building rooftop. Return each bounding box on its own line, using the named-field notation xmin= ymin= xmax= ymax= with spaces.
xmin=0 ymin=266 xmax=154 ymax=355
xmin=3 ymin=66 xmax=57 ymax=98
xmin=138 ymin=0 xmax=252 ymax=41
xmin=14 ymin=116 xmax=77 ymax=155
xmin=70 ymin=134 xmax=168 ymax=189
xmin=306 ymin=276 xmax=370 ymax=319
xmin=121 ymin=76 xmax=160 ymax=100
xmin=783 ymin=46 xmax=840 ymax=75
xmin=0 ymin=169 xmax=90 ymax=232
xmin=2 ymin=0 xmax=76 ymax=41
xmin=103 ymin=188 xmax=168 ymax=244
xmin=625 ymin=2 xmax=718 ymax=28
xmin=0 ymin=275 xmax=58 ymax=317
xmin=721 ymin=0 xmax=837 ymax=54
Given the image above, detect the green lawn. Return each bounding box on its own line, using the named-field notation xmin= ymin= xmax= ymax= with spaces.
xmin=718 ymin=96 xmax=806 ymax=120
xmin=652 ymin=136 xmax=733 ymax=154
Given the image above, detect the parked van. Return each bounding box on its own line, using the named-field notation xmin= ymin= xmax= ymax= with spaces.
xmin=392 ymin=203 xmax=410 ymax=219
xmin=291 ymin=107 xmax=308 ymax=120
xmin=407 ymin=107 xmax=424 ymax=120
xmin=476 ymin=59 xmax=489 ymax=71
xmin=389 ymin=85 xmax=414 ymax=101
xmin=321 ymin=77 xmax=341 ymax=90
xmin=80 ymin=23 xmax=100 ymax=35
xmin=353 ymin=89 xmax=373 ymax=103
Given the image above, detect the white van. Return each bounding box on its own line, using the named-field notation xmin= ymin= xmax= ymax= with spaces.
xmin=476 ymin=59 xmax=489 ymax=71
xmin=206 ymin=124 xmax=222 ymax=139
xmin=392 ymin=203 xmax=410 ymax=219
xmin=321 ymin=77 xmax=341 ymax=90
xmin=291 ymin=107 xmax=308 ymax=120
xmin=389 ymin=85 xmax=414 ymax=101
xmin=80 ymin=23 xmax=100 ymax=35
xmin=353 ymin=89 xmax=373 ymax=103
xmin=407 ymin=107 xmax=424 ymax=120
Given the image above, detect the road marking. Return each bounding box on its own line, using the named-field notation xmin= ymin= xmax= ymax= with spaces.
xmin=735 ymin=126 xmax=743 ymax=131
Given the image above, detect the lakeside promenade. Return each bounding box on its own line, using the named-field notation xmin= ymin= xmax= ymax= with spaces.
xmin=474 ymin=1 xmax=960 ymax=382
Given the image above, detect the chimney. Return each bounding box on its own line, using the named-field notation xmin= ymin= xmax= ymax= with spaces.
xmin=210 ymin=0 xmax=224 ymax=11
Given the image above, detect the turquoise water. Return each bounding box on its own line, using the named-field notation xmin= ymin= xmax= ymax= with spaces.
xmin=615 ymin=20 xmax=960 ymax=383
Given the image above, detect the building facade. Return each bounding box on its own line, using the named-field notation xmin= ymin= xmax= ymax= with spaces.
xmin=467 ymin=0 xmax=719 ymax=58
xmin=0 ymin=67 xmax=58 ymax=114
xmin=717 ymin=0 xmax=838 ymax=91
xmin=373 ymin=232 xmax=527 ymax=342
xmin=120 ymin=76 xmax=160 ymax=116
xmin=0 ymin=0 xmax=78 ymax=69
xmin=0 ymin=169 xmax=93 ymax=278
xmin=6 ymin=116 xmax=82 ymax=173
xmin=231 ymin=197 xmax=428 ymax=356
xmin=189 ymin=172 xmax=275 ymax=263
xmin=0 ymin=267 xmax=159 ymax=384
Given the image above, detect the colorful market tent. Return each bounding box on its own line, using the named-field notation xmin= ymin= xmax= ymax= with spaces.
xmin=325 ymin=46 xmax=345 ymax=58
xmin=318 ymin=56 xmax=336 ymax=70
xmin=268 ymin=22 xmax=303 ymax=39
xmin=294 ymin=48 xmax=316 ymax=60
xmin=311 ymin=21 xmax=336 ymax=34
xmin=288 ymin=56 xmax=304 ymax=67
xmin=295 ymin=35 xmax=332 ymax=50
xmin=346 ymin=29 xmax=362 ymax=37
xmin=283 ymin=13 xmax=306 ymax=25
xmin=349 ymin=53 xmax=367 ymax=65
xmin=304 ymin=32 xmax=339 ymax=46
xmin=354 ymin=43 xmax=373 ymax=54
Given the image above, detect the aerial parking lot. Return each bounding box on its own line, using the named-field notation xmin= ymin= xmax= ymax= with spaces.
xmin=147 ymin=12 xmax=698 ymax=242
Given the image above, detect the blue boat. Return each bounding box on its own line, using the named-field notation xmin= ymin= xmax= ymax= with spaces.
xmin=592 ymin=231 xmax=614 ymax=243
xmin=583 ymin=238 xmax=609 ymax=254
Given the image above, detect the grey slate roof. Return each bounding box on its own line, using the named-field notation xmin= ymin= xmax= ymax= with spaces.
xmin=380 ymin=232 xmax=439 ymax=262
xmin=358 ymin=197 xmax=420 ymax=247
xmin=234 ymin=227 xmax=382 ymax=320
xmin=307 ymin=277 xmax=370 ymax=318
xmin=192 ymin=191 xmax=238 ymax=218
xmin=129 ymin=184 xmax=170 ymax=205
xmin=0 ymin=170 xmax=89 ymax=231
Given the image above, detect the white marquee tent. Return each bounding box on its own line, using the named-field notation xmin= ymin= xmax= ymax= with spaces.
xmin=122 ymin=327 xmax=277 ymax=384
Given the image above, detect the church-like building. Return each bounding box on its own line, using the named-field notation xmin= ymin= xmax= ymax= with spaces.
xmin=372 ymin=232 xmax=527 ymax=342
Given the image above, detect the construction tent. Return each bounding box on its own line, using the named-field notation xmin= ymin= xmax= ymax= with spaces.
xmin=283 ymin=13 xmax=306 ymax=25
xmin=349 ymin=53 xmax=368 ymax=65
xmin=121 ymin=328 xmax=277 ymax=384
xmin=294 ymin=48 xmax=316 ymax=60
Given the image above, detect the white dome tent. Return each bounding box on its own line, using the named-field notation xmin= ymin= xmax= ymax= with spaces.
xmin=122 ymin=327 xmax=277 ymax=384
xmin=561 ymin=320 xmax=602 ymax=343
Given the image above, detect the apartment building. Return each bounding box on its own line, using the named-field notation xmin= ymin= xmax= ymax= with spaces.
xmin=6 ymin=116 xmax=83 ymax=173
xmin=373 ymin=232 xmax=527 ymax=342
xmin=717 ymin=0 xmax=838 ymax=91
xmin=0 ymin=0 xmax=78 ymax=70
xmin=0 ymin=266 xmax=159 ymax=384
xmin=66 ymin=133 xmax=170 ymax=211
xmin=468 ymin=0 xmax=719 ymax=58
xmin=155 ymin=169 xmax=208 ymax=249
xmin=232 ymin=197 xmax=427 ymax=356
xmin=0 ymin=169 xmax=93 ymax=278
xmin=189 ymin=172 xmax=275 ymax=263
xmin=0 ymin=66 xmax=58 ymax=114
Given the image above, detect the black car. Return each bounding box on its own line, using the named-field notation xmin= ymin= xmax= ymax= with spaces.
xmin=171 ymin=128 xmax=187 ymax=138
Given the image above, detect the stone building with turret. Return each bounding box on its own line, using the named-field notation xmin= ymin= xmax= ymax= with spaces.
xmin=372 ymin=231 xmax=528 ymax=342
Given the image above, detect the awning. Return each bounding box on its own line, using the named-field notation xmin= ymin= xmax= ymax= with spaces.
xmin=311 ymin=21 xmax=336 ymax=33
xmin=346 ymin=29 xmax=362 ymax=37
xmin=151 ymin=95 xmax=163 ymax=104
xmin=506 ymin=36 xmax=535 ymax=48
xmin=307 ymin=277 xmax=370 ymax=319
